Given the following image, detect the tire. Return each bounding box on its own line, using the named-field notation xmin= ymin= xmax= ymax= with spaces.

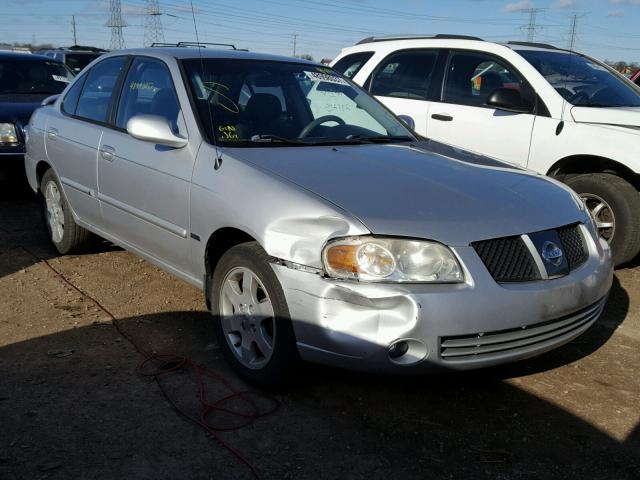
xmin=565 ymin=173 xmax=640 ymax=266
xmin=40 ymin=169 xmax=92 ymax=255
xmin=210 ymin=241 xmax=300 ymax=385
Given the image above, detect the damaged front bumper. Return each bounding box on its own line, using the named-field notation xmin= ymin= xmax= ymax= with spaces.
xmin=271 ymin=238 xmax=613 ymax=373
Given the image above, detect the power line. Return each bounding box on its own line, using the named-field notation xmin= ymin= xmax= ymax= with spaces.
xmin=144 ymin=0 xmax=165 ymax=47
xmin=106 ymin=0 xmax=126 ymax=50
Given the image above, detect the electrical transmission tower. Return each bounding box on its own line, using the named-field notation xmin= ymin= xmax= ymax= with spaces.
xmin=524 ymin=8 xmax=545 ymax=42
xmin=106 ymin=0 xmax=127 ymax=50
xmin=144 ymin=0 xmax=165 ymax=47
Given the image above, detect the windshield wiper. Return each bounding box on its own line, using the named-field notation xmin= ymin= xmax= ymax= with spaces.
xmin=344 ymin=134 xmax=414 ymax=143
xmin=250 ymin=134 xmax=307 ymax=145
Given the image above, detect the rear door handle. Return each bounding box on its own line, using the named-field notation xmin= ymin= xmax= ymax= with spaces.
xmin=100 ymin=145 xmax=115 ymax=162
xmin=47 ymin=128 xmax=58 ymax=140
xmin=431 ymin=114 xmax=453 ymax=122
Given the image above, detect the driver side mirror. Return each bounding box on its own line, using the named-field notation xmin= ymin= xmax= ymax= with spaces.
xmin=126 ymin=114 xmax=188 ymax=148
xmin=485 ymin=88 xmax=532 ymax=114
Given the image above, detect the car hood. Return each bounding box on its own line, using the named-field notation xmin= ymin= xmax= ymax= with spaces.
xmin=0 ymin=95 xmax=46 ymax=126
xmin=231 ymin=140 xmax=584 ymax=246
xmin=571 ymin=105 xmax=640 ymax=129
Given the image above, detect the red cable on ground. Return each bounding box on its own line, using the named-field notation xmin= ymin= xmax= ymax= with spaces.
xmin=21 ymin=247 xmax=277 ymax=480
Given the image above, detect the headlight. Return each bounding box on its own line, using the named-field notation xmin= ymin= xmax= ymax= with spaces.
xmin=0 ymin=123 xmax=18 ymax=145
xmin=323 ymin=236 xmax=464 ymax=283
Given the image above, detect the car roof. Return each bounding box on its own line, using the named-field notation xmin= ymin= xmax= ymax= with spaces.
xmin=101 ymin=46 xmax=318 ymax=65
xmin=0 ymin=51 xmax=64 ymax=62
xmin=351 ymin=35 xmax=564 ymax=54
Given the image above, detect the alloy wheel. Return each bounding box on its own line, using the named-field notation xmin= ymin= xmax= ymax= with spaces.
xmin=219 ymin=266 xmax=276 ymax=370
xmin=581 ymin=193 xmax=615 ymax=243
xmin=44 ymin=180 xmax=64 ymax=243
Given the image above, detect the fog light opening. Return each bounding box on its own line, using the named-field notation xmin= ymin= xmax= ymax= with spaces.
xmin=388 ymin=340 xmax=409 ymax=359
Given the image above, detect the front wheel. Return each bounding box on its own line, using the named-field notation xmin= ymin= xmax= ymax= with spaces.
xmin=210 ymin=242 xmax=300 ymax=385
xmin=565 ymin=173 xmax=640 ymax=266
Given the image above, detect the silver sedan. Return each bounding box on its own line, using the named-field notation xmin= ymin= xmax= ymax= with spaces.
xmin=25 ymin=47 xmax=612 ymax=384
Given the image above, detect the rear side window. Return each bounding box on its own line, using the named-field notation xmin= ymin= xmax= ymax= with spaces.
xmin=75 ymin=56 xmax=126 ymax=124
xmin=61 ymin=74 xmax=87 ymax=114
xmin=370 ymin=50 xmax=439 ymax=100
xmin=444 ymin=52 xmax=524 ymax=107
xmin=116 ymin=56 xmax=181 ymax=133
xmin=333 ymin=51 xmax=374 ymax=79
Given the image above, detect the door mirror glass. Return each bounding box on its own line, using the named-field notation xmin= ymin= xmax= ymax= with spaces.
xmin=126 ymin=114 xmax=188 ymax=148
xmin=486 ymin=87 xmax=532 ymax=113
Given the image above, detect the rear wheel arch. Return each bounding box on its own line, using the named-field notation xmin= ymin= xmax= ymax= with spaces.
xmin=35 ymin=161 xmax=53 ymax=193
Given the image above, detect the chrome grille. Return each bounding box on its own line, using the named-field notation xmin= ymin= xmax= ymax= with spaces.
xmin=440 ymin=298 xmax=606 ymax=363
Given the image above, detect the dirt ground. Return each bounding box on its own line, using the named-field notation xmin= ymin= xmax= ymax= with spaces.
xmin=0 ymin=177 xmax=638 ymax=480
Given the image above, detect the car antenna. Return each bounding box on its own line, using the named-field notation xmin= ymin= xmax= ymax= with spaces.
xmin=189 ymin=0 xmax=223 ymax=170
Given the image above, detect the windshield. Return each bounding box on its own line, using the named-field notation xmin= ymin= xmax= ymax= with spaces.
xmin=65 ymin=53 xmax=101 ymax=74
xmin=519 ymin=50 xmax=640 ymax=108
xmin=0 ymin=60 xmax=74 ymax=95
xmin=182 ymin=59 xmax=414 ymax=146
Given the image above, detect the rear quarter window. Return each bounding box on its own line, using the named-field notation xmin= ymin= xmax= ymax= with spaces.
xmin=333 ymin=51 xmax=374 ymax=79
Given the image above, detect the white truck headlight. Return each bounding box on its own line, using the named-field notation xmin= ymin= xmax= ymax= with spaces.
xmin=323 ymin=236 xmax=463 ymax=283
xmin=0 ymin=123 xmax=18 ymax=145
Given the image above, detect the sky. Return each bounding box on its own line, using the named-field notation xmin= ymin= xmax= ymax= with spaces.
xmin=0 ymin=0 xmax=639 ymax=63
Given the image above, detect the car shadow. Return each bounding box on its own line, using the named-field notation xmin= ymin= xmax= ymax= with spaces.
xmin=0 ymin=177 xmax=122 ymax=280
xmin=0 ymin=310 xmax=637 ymax=479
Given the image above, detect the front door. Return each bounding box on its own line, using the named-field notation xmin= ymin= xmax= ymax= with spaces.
xmin=427 ymin=51 xmax=536 ymax=166
xmin=97 ymin=56 xmax=196 ymax=274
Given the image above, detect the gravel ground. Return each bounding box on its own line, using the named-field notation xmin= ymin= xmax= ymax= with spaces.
xmin=0 ymin=177 xmax=638 ymax=480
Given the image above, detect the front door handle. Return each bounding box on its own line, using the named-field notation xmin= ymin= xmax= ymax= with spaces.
xmin=47 ymin=128 xmax=58 ymax=140
xmin=431 ymin=114 xmax=453 ymax=122
xmin=100 ymin=145 xmax=115 ymax=162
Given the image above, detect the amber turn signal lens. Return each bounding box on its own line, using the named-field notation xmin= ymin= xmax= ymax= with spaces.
xmin=325 ymin=245 xmax=358 ymax=273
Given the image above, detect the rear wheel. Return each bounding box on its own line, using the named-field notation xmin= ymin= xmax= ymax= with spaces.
xmin=565 ymin=173 xmax=640 ymax=266
xmin=40 ymin=169 xmax=92 ymax=254
xmin=210 ymin=242 xmax=299 ymax=385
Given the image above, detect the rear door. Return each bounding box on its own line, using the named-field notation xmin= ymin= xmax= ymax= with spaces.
xmin=426 ymin=50 xmax=536 ymax=165
xmin=97 ymin=56 xmax=196 ymax=274
xmin=368 ymin=49 xmax=444 ymax=135
xmin=45 ymin=56 xmax=127 ymax=228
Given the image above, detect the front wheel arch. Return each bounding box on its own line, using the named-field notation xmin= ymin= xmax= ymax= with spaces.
xmin=547 ymin=155 xmax=640 ymax=191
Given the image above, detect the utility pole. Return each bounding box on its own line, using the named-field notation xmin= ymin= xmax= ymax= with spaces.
xmin=567 ymin=13 xmax=588 ymax=51
xmin=524 ymin=8 xmax=545 ymax=42
xmin=106 ymin=0 xmax=126 ymax=50
xmin=568 ymin=13 xmax=578 ymax=50
xmin=71 ymin=15 xmax=77 ymax=45
xmin=293 ymin=34 xmax=297 ymax=57
xmin=144 ymin=0 xmax=165 ymax=47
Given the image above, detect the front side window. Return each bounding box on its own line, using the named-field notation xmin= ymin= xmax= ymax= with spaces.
xmin=519 ymin=50 xmax=640 ymax=108
xmin=370 ymin=50 xmax=439 ymax=100
xmin=444 ymin=52 xmax=524 ymax=107
xmin=75 ymin=56 xmax=126 ymax=123
xmin=0 ymin=60 xmax=74 ymax=95
xmin=183 ymin=59 xmax=413 ymax=147
xmin=116 ymin=57 xmax=181 ymax=133
xmin=333 ymin=51 xmax=374 ymax=79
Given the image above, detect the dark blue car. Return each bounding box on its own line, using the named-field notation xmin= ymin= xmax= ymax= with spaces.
xmin=0 ymin=52 xmax=74 ymax=179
